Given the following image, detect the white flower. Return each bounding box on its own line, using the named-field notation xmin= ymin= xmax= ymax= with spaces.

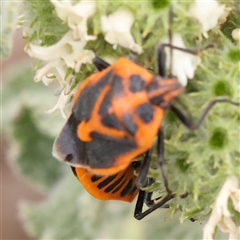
xmin=45 ymin=84 xmax=79 ymax=119
xmin=28 ymin=31 xmax=95 ymax=118
xmin=232 ymin=28 xmax=240 ymax=42
xmin=203 ymin=175 xmax=240 ymax=240
xmin=34 ymin=59 xmax=73 ymax=87
xmin=101 ymin=8 xmax=142 ymax=54
xmin=28 ymin=31 xmax=95 ymax=72
xmin=161 ymin=34 xmax=201 ymax=86
xmin=218 ymin=6 xmax=231 ymax=25
xmin=50 ymin=0 xmax=96 ymax=41
xmin=34 ymin=59 xmax=75 ymax=118
xmin=189 ymin=0 xmax=225 ymax=38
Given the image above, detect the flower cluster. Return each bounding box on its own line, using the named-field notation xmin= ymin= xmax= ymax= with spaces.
xmin=160 ymin=34 xmax=201 ymax=86
xmin=27 ymin=0 xmax=229 ymax=117
xmin=101 ymin=8 xmax=142 ymax=54
xmin=27 ymin=1 xmax=143 ymax=118
xmin=203 ymin=175 xmax=240 ymax=240
xmin=28 ymin=1 xmax=97 ymax=118
xmin=189 ymin=0 xmax=226 ymax=38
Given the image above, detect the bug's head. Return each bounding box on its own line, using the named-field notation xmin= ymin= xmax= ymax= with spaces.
xmin=147 ymin=76 xmax=183 ymax=108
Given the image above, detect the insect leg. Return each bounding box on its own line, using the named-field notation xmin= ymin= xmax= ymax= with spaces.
xmin=192 ymin=98 xmax=239 ymax=130
xmin=158 ymin=44 xmax=214 ymax=78
xmin=134 ymin=129 xmax=176 ymax=220
xmin=144 ymin=182 xmax=169 ymax=208
xmin=144 ymin=178 xmax=157 ymax=207
xmin=136 ymin=148 xmax=153 ymax=187
xmin=145 ymin=190 xmax=154 ymax=207
xmin=157 ymin=6 xmax=212 ymax=78
xmin=134 ymin=190 xmax=146 ymax=219
xmin=134 ymin=182 xmax=188 ymax=220
xmin=170 ymin=97 xmax=240 ymax=130
xmin=93 ymin=57 xmax=110 ymax=71
xmin=134 ymin=190 xmax=175 ymax=220
xmin=157 ymin=127 xmax=171 ymax=194
xmin=158 ymin=5 xmax=213 ymax=78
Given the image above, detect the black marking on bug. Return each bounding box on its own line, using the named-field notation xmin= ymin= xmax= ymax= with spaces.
xmin=97 ymin=174 xmax=117 ymax=189
xmin=129 ymin=74 xmax=145 ymax=93
xmin=87 ymin=132 xmax=137 ymax=169
xmin=55 ymin=113 xmax=88 ymax=165
xmin=73 ymin=69 xmax=114 ymax=121
xmin=121 ymin=113 xmax=137 ymax=135
xmin=148 ymin=77 xmax=182 ymax=105
xmin=65 ymin=154 xmax=73 ymax=161
xmin=112 ymin=75 xmax=124 ymax=97
xmin=147 ymin=78 xmax=160 ymax=93
xmin=101 ymin=113 xmax=123 ymax=130
xmin=150 ymin=95 xmax=165 ymax=105
xmin=147 ymin=78 xmax=166 ymax=105
xmin=135 ymin=103 xmax=154 ymax=124
xmin=121 ymin=179 xmax=133 ymax=197
xmin=93 ymin=57 xmax=110 ymax=71
xmin=112 ymin=179 xmax=126 ymax=194
xmin=98 ymin=89 xmax=123 ymax=130
xmin=98 ymin=90 xmax=111 ymax=116
xmin=91 ymin=175 xmax=103 ymax=182
xmin=71 ymin=167 xmax=77 ymax=177
xmin=104 ymin=170 xmax=127 ymax=193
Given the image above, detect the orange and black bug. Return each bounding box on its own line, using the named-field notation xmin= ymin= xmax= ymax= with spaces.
xmin=53 ymin=48 xmax=239 ymax=219
xmin=53 ymin=54 xmax=183 ymax=211
xmin=70 ymin=162 xmax=139 ymax=202
xmin=54 ymin=43 xmax=240 ymax=220
xmin=53 ymin=56 xmax=183 ymax=175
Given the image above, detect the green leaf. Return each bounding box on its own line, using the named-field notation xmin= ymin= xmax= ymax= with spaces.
xmin=11 ymin=106 xmax=64 ymax=189
xmin=3 ymin=63 xmax=65 ymax=189
xmin=0 ymin=1 xmax=22 ymax=58
xmin=23 ymin=0 xmax=69 ymax=46
xmin=3 ymin=63 xmax=65 ymax=138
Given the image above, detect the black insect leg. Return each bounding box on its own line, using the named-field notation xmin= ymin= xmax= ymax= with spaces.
xmin=134 ymin=191 xmax=189 ymax=220
xmin=192 ymin=98 xmax=239 ymax=130
xmin=157 ymin=10 xmax=212 ymax=78
xmin=144 ymin=179 xmax=158 ymax=207
xmin=133 ymin=128 xmax=177 ymax=220
xmin=170 ymin=98 xmax=240 ymax=130
xmin=134 ymin=190 xmax=146 ymax=219
xmin=134 ymin=190 xmax=175 ymax=220
xmin=93 ymin=57 xmax=110 ymax=71
xmin=157 ymin=127 xmax=172 ymax=194
xmin=144 ymin=181 xmax=169 ymax=209
xmin=158 ymin=43 xmax=209 ymax=78
xmin=158 ymin=36 xmax=213 ymax=78
xmin=136 ymin=148 xmax=153 ymax=187
xmin=134 ymin=189 xmax=190 ymax=220
xmin=157 ymin=6 xmax=191 ymax=77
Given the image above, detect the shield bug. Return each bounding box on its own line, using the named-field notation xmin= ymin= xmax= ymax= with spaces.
xmin=53 ymin=8 xmax=239 ymax=219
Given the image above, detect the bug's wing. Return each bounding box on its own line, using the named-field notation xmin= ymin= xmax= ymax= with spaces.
xmin=71 ymin=164 xmax=139 ymax=202
xmin=68 ymin=66 xmax=138 ymax=174
xmin=53 ymin=68 xmax=115 ymax=168
xmin=76 ymin=59 xmax=158 ymax=175
xmin=85 ymin=132 xmax=137 ymax=174
xmin=53 ymin=113 xmax=88 ymax=167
